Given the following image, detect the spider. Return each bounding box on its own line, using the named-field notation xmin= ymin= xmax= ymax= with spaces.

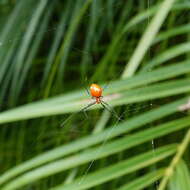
xmin=60 ymin=83 xmax=120 ymax=127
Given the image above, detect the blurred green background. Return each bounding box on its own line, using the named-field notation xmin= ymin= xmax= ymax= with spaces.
xmin=0 ymin=0 xmax=190 ymax=189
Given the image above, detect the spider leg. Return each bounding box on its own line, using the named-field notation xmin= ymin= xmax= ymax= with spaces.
xmin=60 ymin=101 xmax=96 ymax=127
xmin=84 ymin=86 xmax=90 ymax=96
xmin=83 ymin=77 xmax=91 ymax=96
xmin=101 ymin=100 xmax=121 ymax=121
xmin=82 ymin=101 xmax=96 ymax=119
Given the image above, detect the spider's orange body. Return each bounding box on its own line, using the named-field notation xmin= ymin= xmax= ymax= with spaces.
xmin=90 ymin=84 xmax=102 ymax=104
xmin=60 ymin=82 xmax=119 ymax=127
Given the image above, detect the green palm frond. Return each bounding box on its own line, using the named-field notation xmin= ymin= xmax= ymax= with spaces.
xmin=0 ymin=0 xmax=190 ymax=190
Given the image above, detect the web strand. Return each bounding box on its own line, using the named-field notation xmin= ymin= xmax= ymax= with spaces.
xmin=77 ymin=101 xmax=155 ymax=186
xmin=60 ymin=100 xmax=96 ymax=127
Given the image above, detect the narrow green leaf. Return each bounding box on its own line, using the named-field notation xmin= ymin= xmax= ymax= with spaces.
xmin=0 ymin=63 xmax=190 ymax=123
xmin=10 ymin=0 xmax=49 ymax=101
xmin=51 ymin=145 xmax=177 ymax=190
xmin=169 ymin=160 xmax=190 ymax=190
xmin=122 ymin=0 xmax=176 ymax=78
xmin=118 ymin=169 xmax=165 ymax=190
xmin=16 ymin=4 xmax=54 ymax=97
xmin=0 ymin=98 xmax=188 ymax=186
xmin=142 ymin=42 xmax=190 ymax=71
xmin=42 ymin=0 xmax=72 ymax=86
xmin=2 ymin=145 xmax=177 ymax=190
xmin=154 ymin=24 xmax=190 ymax=44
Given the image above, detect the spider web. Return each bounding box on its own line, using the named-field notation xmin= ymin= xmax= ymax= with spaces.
xmin=0 ymin=1 xmax=163 ymax=189
xmin=73 ymin=1 xmax=158 ymax=188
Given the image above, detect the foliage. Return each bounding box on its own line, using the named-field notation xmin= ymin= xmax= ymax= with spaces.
xmin=0 ymin=0 xmax=190 ymax=189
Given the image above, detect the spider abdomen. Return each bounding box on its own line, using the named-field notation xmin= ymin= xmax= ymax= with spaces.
xmin=90 ymin=84 xmax=102 ymax=98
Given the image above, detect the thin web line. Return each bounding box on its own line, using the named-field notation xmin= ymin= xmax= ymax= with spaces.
xmin=77 ymin=1 xmax=158 ymax=186
xmin=78 ymin=110 xmax=124 ymax=185
xmin=77 ymin=103 xmax=155 ymax=186
xmin=29 ymin=0 xmax=156 ymax=185
xmin=147 ymin=0 xmax=158 ymax=189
